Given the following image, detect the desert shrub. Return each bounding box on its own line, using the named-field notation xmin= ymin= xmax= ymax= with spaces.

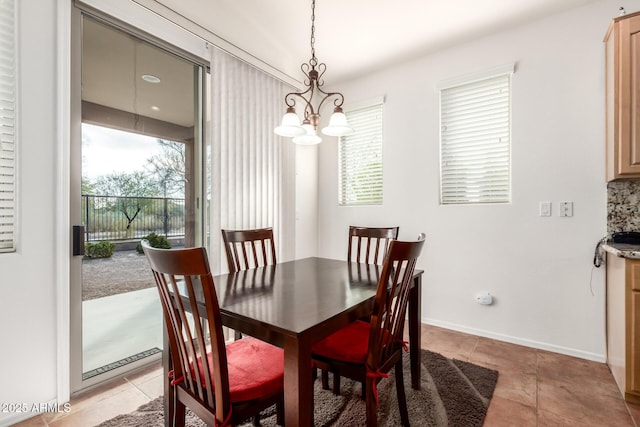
xmin=85 ymin=241 xmax=116 ymax=259
xmin=136 ymin=232 xmax=172 ymax=253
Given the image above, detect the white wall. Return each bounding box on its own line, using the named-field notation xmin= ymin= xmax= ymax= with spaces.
xmin=317 ymin=0 xmax=631 ymax=361
xmin=295 ymin=145 xmax=319 ymax=258
xmin=0 ymin=0 xmax=60 ymax=425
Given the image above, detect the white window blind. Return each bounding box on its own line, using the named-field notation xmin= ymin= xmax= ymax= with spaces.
xmin=440 ymin=71 xmax=511 ymax=205
xmin=0 ymin=0 xmax=16 ymax=252
xmin=209 ymin=46 xmax=296 ymax=274
xmin=339 ymin=101 xmax=383 ymax=206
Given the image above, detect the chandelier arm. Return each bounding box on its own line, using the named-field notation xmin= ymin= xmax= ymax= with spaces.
xmin=284 ymin=90 xmax=316 ymax=116
xmin=315 ymin=63 xmax=327 ymax=87
xmin=312 ymin=63 xmax=345 ymax=109
xmin=301 ymin=63 xmax=313 ymax=85
xmin=316 ymin=91 xmax=346 ymax=111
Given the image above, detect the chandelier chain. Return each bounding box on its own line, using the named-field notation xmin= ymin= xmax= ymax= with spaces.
xmin=310 ymin=0 xmax=317 ymax=67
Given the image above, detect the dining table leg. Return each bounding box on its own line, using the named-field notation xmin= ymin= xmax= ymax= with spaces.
xmin=409 ymin=274 xmax=422 ymax=389
xmin=283 ymin=335 xmax=314 ymax=426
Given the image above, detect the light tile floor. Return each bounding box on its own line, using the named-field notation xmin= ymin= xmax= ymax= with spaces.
xmin=12 ymin=324 xmax=640 ymax=426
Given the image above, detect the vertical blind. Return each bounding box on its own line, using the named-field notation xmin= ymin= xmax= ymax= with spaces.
xmin=440 ymin=73 xmax=511 ymax=204
xmin=0 ymin=0 xmax=15 ymax=252
xmin=339 ymin=101 xmax=384 ymax=206
xmin=209 ymin=46 xmax=296 ymax=274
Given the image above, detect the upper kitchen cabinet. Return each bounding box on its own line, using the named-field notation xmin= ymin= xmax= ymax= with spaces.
xmin=606 ymin=11 xmax=640 ymax=181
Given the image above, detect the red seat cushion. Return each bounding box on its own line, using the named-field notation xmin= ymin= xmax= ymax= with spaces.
xmin=195 ymin=337 xmax=284 ymax=403
xmin=312 ymin=320 xmax=370 ymax=364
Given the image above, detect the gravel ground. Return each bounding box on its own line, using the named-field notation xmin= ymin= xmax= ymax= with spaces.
xmin=82 ymin=250 xmax=156 ymax=301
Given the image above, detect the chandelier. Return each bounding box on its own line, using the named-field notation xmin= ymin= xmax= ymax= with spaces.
xmin=274 ymin=0 xmax=353 ymax=145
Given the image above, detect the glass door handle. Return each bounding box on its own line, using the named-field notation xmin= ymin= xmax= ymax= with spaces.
xmin=73 ymin=225 xmax=85 ymax=256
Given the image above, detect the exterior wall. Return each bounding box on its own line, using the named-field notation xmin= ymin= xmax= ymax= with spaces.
xmin=317 ymin=0 xmax=628 ymax=361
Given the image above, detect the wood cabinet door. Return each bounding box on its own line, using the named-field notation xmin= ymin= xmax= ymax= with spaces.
xmin=627 ymin=259 xmax=640 ymax=398
xmin=616 ymin=17 xmax=640 ymax=177
xmin=628 ymin=290 xmax=640 ymax=395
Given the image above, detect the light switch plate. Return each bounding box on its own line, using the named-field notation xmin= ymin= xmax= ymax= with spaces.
xmin=539 ymin=201 xmax=551 ymax=217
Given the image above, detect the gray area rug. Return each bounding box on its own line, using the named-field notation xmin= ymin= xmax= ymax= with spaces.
xmin=96 ymin=349 xmax=498 ymax=427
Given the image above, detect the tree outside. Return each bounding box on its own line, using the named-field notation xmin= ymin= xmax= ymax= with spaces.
xmin=145 ymin=139 xmax=185 ymax=198
xmin=82 ymin=125 xmax=186 ymax=241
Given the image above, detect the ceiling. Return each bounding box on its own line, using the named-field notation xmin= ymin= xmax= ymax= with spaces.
xmin=82 ymin=0 xmax=607 ymax=130
xmin=82 ymin=17 xmax=196 ymax=128
xmin=148 ymin=0 xmax=605 ymax=83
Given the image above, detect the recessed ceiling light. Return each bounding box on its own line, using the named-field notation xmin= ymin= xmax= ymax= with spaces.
xmin=141 ymin=74 xmax=161 ymax=84
xmin=151 ymin=105 xmax=160 ymax=111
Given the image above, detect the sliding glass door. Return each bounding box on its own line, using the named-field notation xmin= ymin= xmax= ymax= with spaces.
xmin=70 ymin=10 xmax=206 ymax=391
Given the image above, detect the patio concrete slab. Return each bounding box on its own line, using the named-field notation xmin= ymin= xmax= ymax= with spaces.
xmin=82 ymin=287 xmax=163 ymax=373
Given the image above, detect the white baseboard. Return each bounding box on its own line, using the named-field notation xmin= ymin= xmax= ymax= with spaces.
xmin=423 ymin=318 xmax=606 ymax=363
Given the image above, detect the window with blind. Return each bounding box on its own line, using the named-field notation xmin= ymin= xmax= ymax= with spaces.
xmin=439 ymin=65 xmax=513 ymax=205
xmin=0 ymin=0 xmax=16 ymax=252
xmin=339 ymin=100 xmax=384 ymax=206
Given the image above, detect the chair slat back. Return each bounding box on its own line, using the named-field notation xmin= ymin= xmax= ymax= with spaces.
xmin=221 ymin=228 xmax=277 ymax=272
xmin=367 ymin=233 xmax=425 ymax=371
xmin=142 ymin=240 xmax=231 ymax=424
xmin=348 ymin=226 xmax=399 ymax=265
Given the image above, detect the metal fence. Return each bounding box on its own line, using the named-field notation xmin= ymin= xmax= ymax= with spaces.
xmin=82 ymin=195 xmax=185 ymax=242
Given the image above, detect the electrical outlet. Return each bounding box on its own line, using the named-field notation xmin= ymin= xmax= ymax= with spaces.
xmin=559 ymin=201 xmax=573 ymax=217
xmin=475 ymin=291 xmax=493 ymax=305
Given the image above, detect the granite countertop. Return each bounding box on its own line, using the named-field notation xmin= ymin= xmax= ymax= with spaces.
xmin=602 ymin=242 xmax=640 ymax=259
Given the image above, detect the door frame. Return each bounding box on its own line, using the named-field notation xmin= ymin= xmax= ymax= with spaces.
xmin=69 ymin=3 xmax=209 ymax=393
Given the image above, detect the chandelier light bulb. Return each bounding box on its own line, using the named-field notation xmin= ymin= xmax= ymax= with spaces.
xmin=321 ymin=107 xmax=354 ymax=137
xmin=274 ymin=107 xmax=305 ymax=137
xmin=293 ymin=122 xmax=322 ymax=145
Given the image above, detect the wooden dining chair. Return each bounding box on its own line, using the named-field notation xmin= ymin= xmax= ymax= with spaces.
xmin=221 ymin=227 xmax=277 ymax=272
xmin=348 ymin=226 xmax=399 ymax=264
xmin=221 ymin=227 xmax=277 ymax=340
xmin=322 ymin=225 xmax=400 ymax=392
xmin=312 ymin=234 xmax=426 ymax=427
xmin=141 ymin=240 xmax=284 ymax=427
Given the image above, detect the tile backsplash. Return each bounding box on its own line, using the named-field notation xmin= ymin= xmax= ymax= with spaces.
xmin=608 ymin=180 xmax=640 ymax=234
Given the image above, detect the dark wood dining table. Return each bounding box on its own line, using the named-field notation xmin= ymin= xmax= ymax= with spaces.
xmin=162 ymin=256 xmax=423 ymax=427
